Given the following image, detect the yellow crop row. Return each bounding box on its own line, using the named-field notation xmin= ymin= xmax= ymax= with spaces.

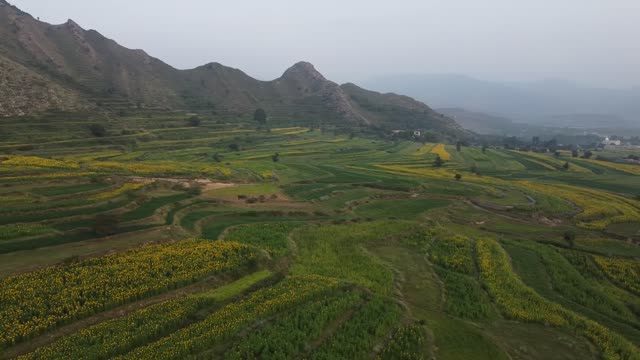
xmin=429 ymin=233 xmax=475 ymax=275
xmin=271 ymin=127 xmax=305 ymax=132
xmin=64 ymin=151 xmax=124 ymax=162
xmin=375 ymin=164 xmax=508 ymax=187
xmin=476 ymin=238 xmax=640 ymax=360
xmin=283 ymin=139 xmax=318 ymax=146
xmin=0 ymin=172 xmax=97 ymax=181
xmin=0 ymin=240 xmax=256 ymax=347
xmin=118 ymin=275 xmax=340 ymax=359
xmin=373 ymin=163 xmax=638 ymax=229
xmin=593 ymin=256 xmax=640 ymax=295
xmin=88 ymin=161 xmax=232 ymax=177
xmin=376 ymin=163 xmax=639 ymax=229
xmin=430 ymin=144 xmax=451 ymax=160
xmin=242 ymin=151 xmax=310 ymax=160
xmin=0 ymin=194 xmax=32 ymax=202
xmin=1 ymin=156 xmax=80 ymax=169
xmin=88 ymin=183 xmax=146 ymax=201
xmin=283 ymin=129 xmax=309 ymax=135
xmin=512 ymin=151 xmax=590 ymax=173
xmin=89 ymin=161 xmax=178 ymax=174
xmin=518 ymin=182 xmax=640 ymax=230
xmin=583 ymin=159 xmax=640 ymax=176
xmin=260 ymin=171 xmax=275 ymax=179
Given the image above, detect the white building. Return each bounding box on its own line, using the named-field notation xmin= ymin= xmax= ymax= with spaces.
xmin=602 ymin=137 xmax=622 ymax=146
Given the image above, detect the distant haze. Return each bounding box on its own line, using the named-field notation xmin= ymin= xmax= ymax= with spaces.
xmin=363 ymin=74 xmax=640 ymax=127
xmin=10 ymin=0 xmax=640 ymax=89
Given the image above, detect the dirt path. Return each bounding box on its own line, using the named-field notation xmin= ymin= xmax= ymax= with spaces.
xmin=129 ymin=176 xmax=235 ymax=191
xmin=366 ymin=244 xmax=444 ymax=360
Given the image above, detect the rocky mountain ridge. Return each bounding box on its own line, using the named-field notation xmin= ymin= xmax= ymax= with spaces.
xmin=0 ymin=1 xmax=467 ymax=138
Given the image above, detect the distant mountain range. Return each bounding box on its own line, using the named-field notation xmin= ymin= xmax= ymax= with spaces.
xmin=363 ymin=74 xmax=640 ymax=129
xmin=0 ymin=0 xmax=467 ymax=139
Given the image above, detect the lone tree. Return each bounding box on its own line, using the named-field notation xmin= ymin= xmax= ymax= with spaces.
xmin=455 ymin=174 xmax=462 ymax=181
xmin=456 ymin=141 xmax=462 ymax=152
xmin=564 ymin=230 xmax=576 ymax=248
xmin=563 ymin=161 xmax=570 ymax=170
xmin=272 ymin=152 xmax=280 ymax=162
xmin=254 ymin=108 xmax=267 ymax=124
xmin=188 ymin=116 xmax=201 ymax=127
xmin=434 ymin=155 xmax=444 ymax=168
xmin=93 ymin=214 xmax=119 ymax=236
xmin=572 ymin=149 xmax=579 ymax=158
xmin=482 ymin=144 xmax=487 ymax=154
xmin=89 ymin=124 xmax=107 ymax=137
xmin=582 ymin=150 xmax=593 ymax=159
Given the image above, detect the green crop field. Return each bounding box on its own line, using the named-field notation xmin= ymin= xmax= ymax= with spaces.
xmin=0 ymin=111 xmax=639 ymax=360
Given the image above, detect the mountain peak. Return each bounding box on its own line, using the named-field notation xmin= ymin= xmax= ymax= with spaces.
xmin=64 ymin=19 xmax=82 ymax=29
xmin=281 ymin=61 xmax=326 ymax=82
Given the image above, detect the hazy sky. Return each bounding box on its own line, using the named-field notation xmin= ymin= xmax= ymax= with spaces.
xmin=10 ymin=0 xmax=640 ymax=88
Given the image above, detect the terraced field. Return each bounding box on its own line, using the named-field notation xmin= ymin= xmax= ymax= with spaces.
xmin=0 ymin=111 xmax=639 ymax=359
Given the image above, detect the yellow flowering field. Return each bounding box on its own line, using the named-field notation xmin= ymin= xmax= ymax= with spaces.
xmin=0 ymin=240 xmax=256 ymax=347
xmin=323 ymin=138 xmax=348 ymax=143
xmin=430 ymin=144 xmax=450 ymax=160
xmin=87 ymin=161 xmax=232 ymax=177
xmin=429 ymin=233 xmax=475 ymax=275
xmin=271 ymin=127 xmax=306 ymax=133
xmin=283 ymin=129 xmax=309 ymax=135
xmin=118 ymin=275 xmax=340 ymax=360
xmin=18 ymin=271 xmax=273 ymax=360
xmin=89 ymin=161 xmax=178 ymax=174
xmin=88 ymin=183 xmax=147 ymax=201
xmin=476 ymin=238 xmax=639 ymax=360
xmin=582 ymin=159 xmax=640 ymax=176
xmin=1 ymin=156 xmax=80 ymax=170
xmin=593 ymin=256 xmax=640 ymax=295
xmin=518 ymin=182 xmax=640 ymax=230
xmin=512 ymin=151 xmax=591 ymax=173
xmin=0 ymin=171 xmax=97 ymax=181
xmin=64 ymin=151 xmax=124 ymax=162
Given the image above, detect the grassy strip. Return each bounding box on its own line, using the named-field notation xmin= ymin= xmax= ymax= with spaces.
xmin=30 ymin=183 xmax=111 ymax=197
xmin=0 ymin=199 xmax=131 ymax=225
xmin=222 ymin=222 xmax=301 ymax=257
xmin=0 ymin=225 xmax=157 ymax=254
xmin=379 ymin=324 xmax=427 ymax=360
xmin=0 ymin=224 xmax=55 ymax=242
xmin=120 ymin=193 xmax=192 ymax=222
xmin=225 ymin=289 xmax=361 ymax=359
xmin=311 ymin=295 xmax=402 ymax=360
